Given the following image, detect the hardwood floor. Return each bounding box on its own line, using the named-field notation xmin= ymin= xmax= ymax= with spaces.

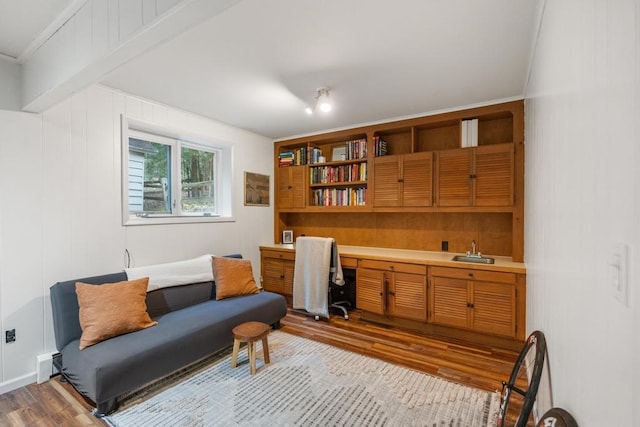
xmin=0 ymin=310 xmax=523 ymax=426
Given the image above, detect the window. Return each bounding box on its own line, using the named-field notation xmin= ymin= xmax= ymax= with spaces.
xmin=122 ymin=117 xmax=233 ymax=225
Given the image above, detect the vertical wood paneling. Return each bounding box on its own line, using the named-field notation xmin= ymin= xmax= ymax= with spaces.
xmin=142 ymin=0 xmax=157 ymax=25
xmin=85 ymin=86 xmax=122 ymax=274
xmin=141 ymin=101 xmax=154 ymax=122
xmin=525 ymin=0 xmax=639 ymax=425
xmin=74 ymin=3 xmax=93 ymax=66
xmin=41 ymin=102 xmax=73 ymax=352
xmin=107 ymin=0 xmax=120 ymax=50
xmin=156 ymin=0 xmax=182 ymax=16
xmin=0 ymin=112 xmax=43 ymax=383
xmin=91 ymin=0 xmax=110 ymax=58
xmin=70 ymin=91 xmax=89 ymax=279
xmin=119 ymin=0 xmax=144 ymax=41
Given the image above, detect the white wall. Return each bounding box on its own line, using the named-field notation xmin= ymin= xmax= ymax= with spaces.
xmin=525 ymin=1 xmax=639 ymax=426
xmin=0 ymin=59 xmax=21 ymax=111
xmin=0 ymin=84 xmax=273 ymax=392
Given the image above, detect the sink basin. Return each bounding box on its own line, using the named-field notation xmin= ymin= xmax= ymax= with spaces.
xmin=452 ymin=255 xmax=495 ymax=264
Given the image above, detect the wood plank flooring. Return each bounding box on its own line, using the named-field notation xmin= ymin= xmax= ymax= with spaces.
xmin=0 ymin=310 xmax=524 ymax=426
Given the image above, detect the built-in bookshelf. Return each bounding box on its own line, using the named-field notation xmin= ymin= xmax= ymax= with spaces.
xmin=273 ymin=100 xmax=525 ymax=261
xmin=307 ymin=137 xmax=368 ymax=207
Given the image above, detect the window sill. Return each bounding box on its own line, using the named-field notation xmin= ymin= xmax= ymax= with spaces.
xmin=123 ymin=215 xmax=235 ymax=226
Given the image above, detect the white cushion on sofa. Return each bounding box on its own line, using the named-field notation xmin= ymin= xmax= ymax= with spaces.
xmin=126 ymin=254 xmax=214 ymax=291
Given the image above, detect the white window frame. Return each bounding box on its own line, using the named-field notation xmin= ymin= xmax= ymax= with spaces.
xmin=121 ymin=116 xmax=235 ymax=226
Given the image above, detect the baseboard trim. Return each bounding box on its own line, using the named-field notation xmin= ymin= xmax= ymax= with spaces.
xmin=0 ymin=372 xmax=36 ymax=395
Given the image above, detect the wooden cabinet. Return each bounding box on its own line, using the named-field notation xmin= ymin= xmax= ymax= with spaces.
xmin=373 ymin=152 xmax=433 ymax=207
xmin=356 ymin=259 xmax=427 ymax=322
xmin=260 ymin=248 xmax=295 ymax=302
xmin=277 ymin=166 xmax=306 ymax=209
xmin=436 ymin=143 xmax=513 ymax=207
xmin=428 ymin=266 xmax=518 ymax=338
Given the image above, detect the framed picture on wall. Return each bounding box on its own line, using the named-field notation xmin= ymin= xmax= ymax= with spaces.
xmin=244 ymin=172 xmax=270 ymax=206
xmin=282 ymin=230 xmax=293 ymax=244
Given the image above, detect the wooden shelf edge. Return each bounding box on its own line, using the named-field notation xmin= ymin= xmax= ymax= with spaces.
xmin=278 ymin=206 xmax=514 ymax=214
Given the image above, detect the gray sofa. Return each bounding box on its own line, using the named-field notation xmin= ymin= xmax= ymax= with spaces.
xmin=49 ymin=256 xmax=288 ymax=417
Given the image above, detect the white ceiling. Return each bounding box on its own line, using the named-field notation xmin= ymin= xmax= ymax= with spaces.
xmin=0 ymin=0 xmax=77 ymax=60
xmin=2 ymin=0 xmax=541 ymax=140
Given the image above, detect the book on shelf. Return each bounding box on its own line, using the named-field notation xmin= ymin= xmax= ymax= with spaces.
xmin=279 ymin=147 xmax=310 ymax=166
xmin=311 ymin=187 xmax=367 ymax=206
xmin=332 ymin=138 xmax=367 ymax=161
xmin=345 ymin=138 xmax=367 ymax=160
xmin=373 ymin=136 xmax=388 ymax=157
xmin=309 ymin=163 xmax=368 ymax=184
xmin=279 ymin=151 xmax=294 ymax=167
xmin=309 ymin=147 xmax=323 ymax=164
xmin=461 ymin=119 xmax=478 ymax=148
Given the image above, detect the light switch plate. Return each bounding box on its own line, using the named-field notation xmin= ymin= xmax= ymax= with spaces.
xmin=611 ymin=243 xmax=629 ymax=306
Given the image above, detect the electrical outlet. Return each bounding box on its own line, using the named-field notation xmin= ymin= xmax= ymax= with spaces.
xmin=441 ymin=241 xmax=449 ymax=252
xmin=5 ymin=329 xmax=16 ymax=343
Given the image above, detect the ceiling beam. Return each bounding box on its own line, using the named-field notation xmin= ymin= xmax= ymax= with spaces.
xmin=21 ymin=0 xmax=241 ymax=113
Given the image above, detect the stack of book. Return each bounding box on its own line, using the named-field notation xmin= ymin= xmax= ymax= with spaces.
xmin=310 ymin=163 xmax=367 ymax=184
xmin=309 ymin=147 xmax=323 ymax=164
xmin=279 ymin=147 xmax=309 ymax=166
xmin=279 ymin=151 xmax=295 ymax=167
xmin=373 ymin=136 xmax=388 ymax=157
xmin=310 ymin=187 xmax=367 ymax=206
xmin=345 ymin=138 xmax=367 ymax=160
xmin=461 ymin=119 xmax=479 ymax=148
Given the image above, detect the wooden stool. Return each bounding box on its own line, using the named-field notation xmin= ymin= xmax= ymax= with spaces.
xmin=231 ymin=321 xmax=271 ymax=375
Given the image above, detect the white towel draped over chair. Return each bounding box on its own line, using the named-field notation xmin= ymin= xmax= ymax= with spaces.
xmin=293 ymin=236 xmax=344 ymax=319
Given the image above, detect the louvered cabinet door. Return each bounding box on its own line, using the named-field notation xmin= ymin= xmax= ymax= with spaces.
xmin=373 ymin=156 xmax=401 ymax=207
xmin=401 ymin=152 xmax=433 ymax=207
xmin=282 ymin=260 xmax=295 ymax=297
xmin=429 ymin=276 xmax=469 ymax=329
xmin=262 ymin=258 xmax=285 ymax=294
xmin=278 ymin=166 xmax=306 ymax=209
xmin=389 ymin=272 xmax=427 ymax=321
xmin=474 ymin=143 xmax=514 ymax=207
xmin=470 ymin=281 xmax=516 ymax=338
xmin=356 ymin=268 xmax=386 ymax=314
xmin=436 ymin=149 xmax=472 ymax=207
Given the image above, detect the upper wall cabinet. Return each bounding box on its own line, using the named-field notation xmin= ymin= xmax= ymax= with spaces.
xmin=373 ymin=152 xmax=433 ymax=207
xmin=436 ymin=143 xmax=514 ymax=207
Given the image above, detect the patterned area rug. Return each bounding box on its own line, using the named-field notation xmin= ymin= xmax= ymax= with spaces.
xmin=105 ymin=331 xmax=499 ymax=427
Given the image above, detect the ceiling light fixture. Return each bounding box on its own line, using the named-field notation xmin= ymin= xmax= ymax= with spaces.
xmin=305 ymin=87 xmax=332 ymax=115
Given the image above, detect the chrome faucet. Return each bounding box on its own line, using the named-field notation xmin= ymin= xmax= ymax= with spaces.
xmin=466 ymin=240 xmax=481 ymax=258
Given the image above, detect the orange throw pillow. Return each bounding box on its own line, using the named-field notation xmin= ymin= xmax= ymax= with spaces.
xmin=75 ymin=278 xmax=157 ymax=350
xmin=212 ymin=256 xmax=260 ymax=300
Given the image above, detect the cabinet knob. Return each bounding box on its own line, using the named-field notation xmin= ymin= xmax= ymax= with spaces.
xmin=398 ymin=178 xmax=404 ymax=183
xmin=388 ymin=291 xmax=396 ymax=296
xmin=467 ymin=302 xmax=475 ymax=308
xmin=468 ymin=273 xmax=474 ymax=278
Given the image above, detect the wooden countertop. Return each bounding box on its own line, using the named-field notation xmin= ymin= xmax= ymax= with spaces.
xmin=260 ymin=244 xmax=526 ymax=274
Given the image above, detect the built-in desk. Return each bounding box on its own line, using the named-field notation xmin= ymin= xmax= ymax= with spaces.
xmin=259 ymin=244 xmax=526 ymax=349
